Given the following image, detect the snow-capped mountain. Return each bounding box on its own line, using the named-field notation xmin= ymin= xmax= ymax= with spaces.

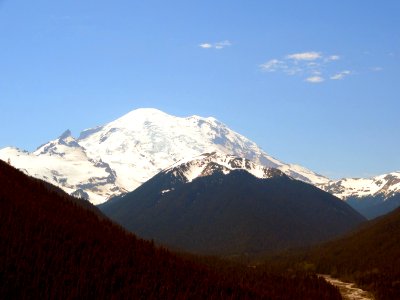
xmin=0 ymin=108 xmax=329 ymax=204
xmin=318 ymin=172 xmax=400 ymax=218
xmin=321 ymin=172 xmax=400 ymax=200
xmin=0 ymin=107 xmax=398 ymax=210
xmin=77 ymin=108 xmax=329 ymax=189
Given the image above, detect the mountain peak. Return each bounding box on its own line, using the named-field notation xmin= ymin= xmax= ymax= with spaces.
xmin=107 ymin=108 xmax=173 ymax=130
xmin=59 ymin=129 xmax=72 ymax=140
xmin=119 ymin=107 xmax=168 ymax=119
xmin=56 ymin=129 xmax=81 ymax=148
xmin=112 ymin=109 xmax=220 ymax=131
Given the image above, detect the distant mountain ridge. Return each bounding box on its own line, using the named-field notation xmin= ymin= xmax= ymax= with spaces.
xmin=319 ymin=172 xmax=400 ymax=218
xmin=322 ymin=172 xmax=400 ymax=199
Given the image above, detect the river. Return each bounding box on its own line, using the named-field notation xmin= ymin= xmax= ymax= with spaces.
xmin=320 ymin=275 xmax=375 ymax=300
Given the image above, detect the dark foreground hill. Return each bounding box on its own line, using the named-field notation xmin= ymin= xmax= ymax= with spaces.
xmin=266 ymin=207 xmax=400 ymax=300
xmin=0 ymin=160 xmax=342 ymax=299
xmin=309 ymin=206 xmax=400 ymax=300
xmin=101 ymin=165 xmax=365 ymax=256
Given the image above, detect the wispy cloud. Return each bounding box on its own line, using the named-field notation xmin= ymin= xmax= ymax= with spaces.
xmin=259 ymin=59 xmax=286 ymax=72
xmin=306 ymin=76 xmax=324 ymax=83
xmin=311 ymin=70 xmax=322 ymax=76
xmin=215 ymin=40 xmax=231 ymax=49
xmin=330 ymin=70 xmax=351 ymax=80
xmin=260 ymin=51 xmax=352 ymax=83
xmin=199 ymin=43 xmax=212 ymax=49
xmin=199 ymin=40 xmax=232 ymax=50
xmin=287 ymin=51 xmax=321 ymax=61
xmin=327 ymin=55 xmax=340 ymax=61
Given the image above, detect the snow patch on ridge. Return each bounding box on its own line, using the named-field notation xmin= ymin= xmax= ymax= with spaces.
xmin=164 ymin=152 xmax=286 ymax=183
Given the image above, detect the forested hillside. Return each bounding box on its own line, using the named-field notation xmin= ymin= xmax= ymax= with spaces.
xmin=264 ymin=207 xmax=400 ymax=300
xmin=0 ymin=161 xmax=341 ymax=299
xmin=102 ymin=168 xmax=364 ymax=256
xmin=309 ymin=207 xmax=400 ymax=299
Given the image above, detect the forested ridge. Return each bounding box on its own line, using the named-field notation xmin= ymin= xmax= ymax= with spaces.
xmin=0 ymin=161 xmax=341 ymax=299
xmin=262 ymin=207 xmax=400 ymax=300
xmin=309 ymin=206 xmax=400 ymax=300
xmin=101 ymin=169 xmax=365 ymax=256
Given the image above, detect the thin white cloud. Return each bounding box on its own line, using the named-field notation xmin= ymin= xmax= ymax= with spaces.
xmin=199 ymin=40 xmax=232 ymax=50
xmin=305 ymin=76 xmax=324 ymax=83
xmin=311 ymin=70 xmax=322 ymax=76
xmin=286 ymin=51 xmax=322 ymax=61
xmin=284 ymin=67 xmax=303 ymax=75
xmin=199 ymin=43 xmax=212 ymax=49
xmin=260 ymin=51 xmax=351 ymax=84
xmin=307 ymin=61 xmax=320 ymax=67
xmin=215 ymin=40 xmax=231 ymax=49
xmin=259 ymin=59 xmax=286 ymax=72
xmin=330 ymin=70 xmax=351 ymax=80
xmin=327 ymin=55 xmax=340 ymax=61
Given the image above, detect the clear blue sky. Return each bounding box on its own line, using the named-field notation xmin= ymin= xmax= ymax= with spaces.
xmin=0 ymin=0 xmax=399 ymax=179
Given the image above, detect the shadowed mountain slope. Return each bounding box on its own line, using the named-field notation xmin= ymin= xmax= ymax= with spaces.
xmin=265 ymin=207 xmax=400 ymax=300
xmin=308 ymin=206 xmax=400 ymax=300
xmin=101 ymin=156 xmax=365 ymax=256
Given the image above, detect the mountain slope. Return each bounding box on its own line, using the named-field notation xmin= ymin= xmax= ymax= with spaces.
xmin=0 ymin=108 xmax=329 ymax=203
xmin=0 ymin=130 xmax=125 ymax=204
xmin=307 ymin=206 xmax=400 ymax=299
xmin=0 ymin=160 xmax=342 ymax=300
xmin=101 ymin=153 xmax=365 ymax=256
xmin=320 ymin=172 xmax=400 ymax=218
xmin=78 ymin=108 xmax=329 ymax=190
